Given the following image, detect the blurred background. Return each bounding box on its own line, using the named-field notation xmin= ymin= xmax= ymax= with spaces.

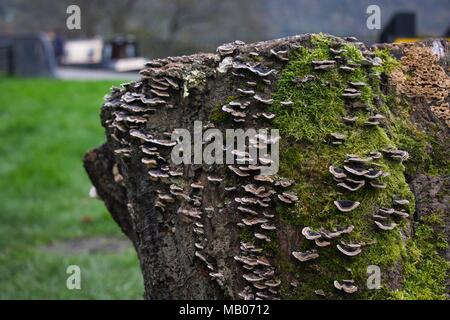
xmin=0 ymin=0 xmax=449 ymax=299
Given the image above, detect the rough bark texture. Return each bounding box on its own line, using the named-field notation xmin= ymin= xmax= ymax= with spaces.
xmin=84 ymin=34 xmax=449 ymax=299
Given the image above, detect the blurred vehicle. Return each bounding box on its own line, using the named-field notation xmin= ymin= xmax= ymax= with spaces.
xmin=62 ymin=35 xmax=146 ymax=72
xmin=380 ymin=12 xmax=450 ymax=44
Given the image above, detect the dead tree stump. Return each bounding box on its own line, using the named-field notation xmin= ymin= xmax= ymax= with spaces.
xmin=84 ymin=34 xmax=450 ymax=299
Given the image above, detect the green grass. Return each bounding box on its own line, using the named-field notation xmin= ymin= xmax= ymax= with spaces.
xmin=0 ymin=78 xmax=144 ymax=299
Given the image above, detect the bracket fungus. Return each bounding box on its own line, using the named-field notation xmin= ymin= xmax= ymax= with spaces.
xmin=382 ymin=148 xmax=410 ymax=162
xmin=393 ymin=199 xmax=410 ymax=207
xmin=334 ymin=280 xmax=358 ymax=294
xmin=329 ymin=165 xmax=347 ymax=179
xmin=292 ymin=250 xmax=319 ymax=262
xmin=342 ymin=116 xmax=358 ymax=124
xmin=337 ymin=181 xmax=365 ymax=192
xmin=330 ymin=132 xmax=347 ymax=145
xmin=337 ymin=242 xmax=362 ymax=257
xmin=374 ymin=220 xmax=398 ymax=231
xmin=314 ymin=238 xmax=331 ymax=247
xmin=301 ymin=227 xmax=322 ymax=240
xmin=343 ymin=165 xmax=368 ymax=176
xmin=334 ymin=200 xmax=360 ymax=212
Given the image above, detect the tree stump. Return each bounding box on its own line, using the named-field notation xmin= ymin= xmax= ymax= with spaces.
xmin=84 ymin=34 xmax=449 ymax=299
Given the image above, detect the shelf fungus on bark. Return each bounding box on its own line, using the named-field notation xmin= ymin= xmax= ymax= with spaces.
xmin=275 ymin=178 xmax=294 ymax=188
xmin=216 ymin=42 xmax=238 ymax=56
xmin=393 ymin=199 xmax=410 ymax=207
xmin=349 ymin=81 xmax=367 ymax=88
xmin=334 ymin=280 xmax=358 ymax=294
xmin=270 ymin=49 xmax=289 ymax=61
xmin=329 ymin=165 xmax=347 ymax=179
xmin=334 ymin=200 xmax=360 ymax=212
xmin=392 ymin=209 xmax=409 ymax=219
xmin=114 ymin=148 xmax=131 ymax=158
xmin=292 ymin=249 xmax=319 ymax=262
xmin=365 ymin=114 xmax=386 ymax=126
xmin=280 ymin=100 xmax=294 ymax=106
xmin=261 ymin=112 xmax=276 ymax=120
xmin=374 ymin=220 xmax=398 ymax=231
xmin=314 ymin=238 xmax=331 ymax=247
xmin=339 ymin=65 xmax=355 ymax=72
xmin=234 ymin=256 xmax=259 ymax=267
xmin=382 ymin=148 xmax=410 ymax=162
xmin=209 ymin=272 xmax=225 ymax=287
xmin=337 ymin=181 xmax=365 ymax=192
xmin=178 ymin=208 xmax=202 ymax=219
xmin=254 ymin=175 xmax=275 ymax=183
xmin=369 ymin=151 xmax=383 ymax=160
xmin=129 ymin=129 xmax=154 ymax=142
xmin=228 ymin=165 xmax=251 ymax=177
xmin=242 ymin=217 xmax=268 ymax=226
xmin=207 ymin=176 xmax=223 ymax=183
xmin=190 ymin=182 xmax=204 ymax=190
xmin=232 ymin=61 xmax=277 ymax=77
xmin=243 ymin=273 xmax=265 ymax=283
xmin=148 ymin=138 xmax=177 ymax=147
xmin=363 ymin=169 xmax=384 ymax=179
xmin=302 ymin=227 xmax=322 ymax=240
xmin=342 ymin=116 xmax=358 ymax=124
xmin=315 ymin=225 xmax=355 ymax=241
xmin=369 ymin=181 xmax=387 ymax=189
xmin=261 ymin=223 xmax=276 ymax=231
xmin=265 ymin=279 xmax=281 ymax=288
xmin=237 ymin=88 xmax=256 ymax=96
xmin=344 ymin=154 xmax=373 ymax=164
xmin=148 ymin=169 xmax=169 ymax=180
xmin=337 ymin=242 xmax=362 ymax=256
xmin=254 ymin=233 xmax=271 ymax=242
xmin=342 ymin=89 xmax=362 ymax=99
xmin=253 ymin=94 xmax=274 ymax=105
xmin=278 ymin=192 xmax=298 ymax=204
xmin=237 ymin=206 xmax=259 ymax=215
xmin=312 ymin=60 xmax=336 ymax=70
xmin=314 ymin=289 xmax=326 ymax=297
xmin=330 ymin=132 xmax=347 ymax=145
xmin=343 ymin=165 xmax=368 ymax=176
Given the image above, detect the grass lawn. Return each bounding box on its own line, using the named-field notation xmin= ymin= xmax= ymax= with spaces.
xmin=0 ymin=78 xmax=144 ymax=299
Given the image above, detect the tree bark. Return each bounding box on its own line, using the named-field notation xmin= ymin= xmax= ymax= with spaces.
xmin=84 ymin=34 xmax=449 ymax=299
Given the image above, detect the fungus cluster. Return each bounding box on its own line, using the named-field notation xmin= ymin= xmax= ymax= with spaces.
xmin=104 ymin=54 xmax=231 ymax=289
xmin=232 ymin=161 xmax=296 ymax=300
xmin=389 ymin=46 xmax=450 ymax=127
xmin=214 ymin=40 xmax=302 ymax=299
xmin=297 ymin=225 xmax=356 ymax=257
xmin=235 ymin=241 xmax=281 ymax=300
xmin=101 ymin=34 xmax=417 ymax=300
xmin=373 ymin=198 xmax=410 ymax=231
xmin=329 ymin=152 xmax=393 ymax=195
xmin=284 ymin=38 xmax=412 ymax=296
xmin=334 ymin=279 xmax=358 ymax=294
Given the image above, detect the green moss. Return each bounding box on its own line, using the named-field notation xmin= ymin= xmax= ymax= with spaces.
xmin=239 ymin=227 xmax=254 ymax=243
xmin=209 ymin=96 xmax=240 ymax=124
xmin=374 ymin=49 xmax=400 ymax=74
xmin=270 ymin=34 xmax=448 ymax=300
xmin=383 ymin=88 xmax=449 ymax=176
xmin=209 ymin=103 xmax=229 ymax=124
xmin=392 ymin=212 xmax=449 ymax=300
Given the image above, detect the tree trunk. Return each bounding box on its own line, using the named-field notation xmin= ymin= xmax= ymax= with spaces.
xmin=84 ymin=34 xmax=449 ymax=299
